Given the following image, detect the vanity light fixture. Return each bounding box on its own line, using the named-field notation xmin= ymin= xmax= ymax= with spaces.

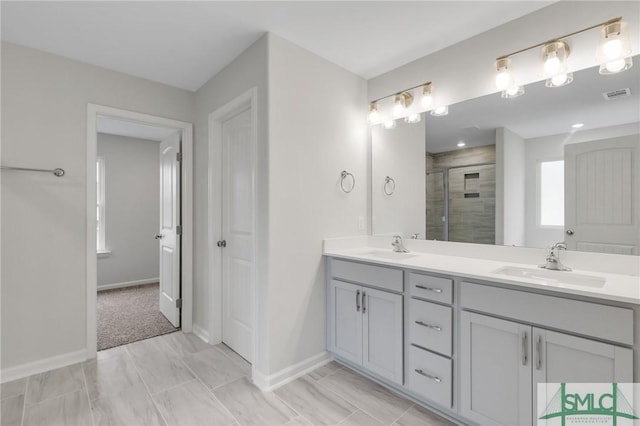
xmin=420 ymin=83 xmax=434 ymax=109
xmin=494 ymin=17 xmax=632 ymax=97
xmin=393 ymin=92 xmax=413 ymax=117
xmin=404 ymin=113 xmax=421 ymax=124
xmin=366 ymin=81 xmax=436 ymax=126
xmin=495 ymin=58 xmax=514 ymax=91
xmin=382 ymin=119 xmax=397 ymax=130
xmin=457 ymin=141 xmax=466 ymax=147
xmin=571 ymin=123 xmax=584 ymax=129
xmin=545 ymin=72 xmax=574 ymax=88
xmin=368 ymin=102 xmax=380 ymax=123
xmin=430 ymin=105 xmax=449 ymax=117
xmin=542 ymin=41 xmax=573 ymax=87
xmin=597 ymin=21 xmax=633 ymax=74
xmin=501 ymin=85 xmax=525 ymax=99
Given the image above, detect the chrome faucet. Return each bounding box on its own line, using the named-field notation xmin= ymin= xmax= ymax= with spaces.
xmin=411 ymin=233 xmax=420 ymax=239
xmin=392 ymin=235 xmax=409 ymax=253
xmin=540 ymin=242 xmax=571 ymax=271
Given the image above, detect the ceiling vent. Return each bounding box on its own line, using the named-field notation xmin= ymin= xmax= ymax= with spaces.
xmin=602 ymin=88 xmax=631 ymax=100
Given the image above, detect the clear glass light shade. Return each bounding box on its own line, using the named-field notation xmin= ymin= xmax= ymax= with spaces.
xmin=545 ymin=72 xmax=573 ymax=87
xmin=368 ymin=102 xmax=380 ymax=123
xmin=597 ymin=21 xmax=633 ymax=74
xmin=420 ymin=84 xmax=433 ymax=109
xmin=495 ymin=58 xmax=514 ymax=91
xmin=430 ymin=105 xmax=448 ymax=116
xmin=542 ymin=41 xmax=570 ymax=78
xmin=382 ymin=119 xmax=396 ymax=129
xmin=404 ymin=113 xmax=421 ymax=124
xmin=599 ymin=56 xmax=633 ymax=74
xmin=501 ymin=85 xmax=525 ymax=99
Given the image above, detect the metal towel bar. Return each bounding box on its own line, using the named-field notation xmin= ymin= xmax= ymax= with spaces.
xmin=1 ymin=165 xmax=65 ymax=177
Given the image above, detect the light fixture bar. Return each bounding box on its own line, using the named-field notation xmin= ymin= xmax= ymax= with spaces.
xmin=370 ymin=81 xmax=432 ymax=104
xmin=496 ymin=16 xmax=622 ymax=60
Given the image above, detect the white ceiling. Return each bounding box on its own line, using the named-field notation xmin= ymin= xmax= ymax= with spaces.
xmin=424 ymin=58 xmax=640 ymax=153
xmin=97 ymin=116 xmax=177 ymax=141
xmin=0 ymin=1 xmax=551 ymax=91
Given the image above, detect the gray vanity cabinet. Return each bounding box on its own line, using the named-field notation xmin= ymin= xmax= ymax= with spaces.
xmin=461 ymin=311 xmax=633 ymax=426
xmin=328 ymin=279 xmax=403 ymax=385
xmin=460 ymin=311 xmax=532 ymax=426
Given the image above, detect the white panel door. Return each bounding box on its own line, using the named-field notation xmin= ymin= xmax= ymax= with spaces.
xmin=461 ymin=311 xmax=532 ymax=426
xmin=565 ymin=136 xmax=640 ymax=254
xmin=532 ymin=328 xmax=633 ymax=425
xmin=221 ymin=107 xmax=254 ymax=362
xmin=362 ymin=287 xmax=403 ymax=384
xmin=329 ymin=280 xmax=363 ymax=365
xmin=158 ymin=131 xmax=181 ymax=327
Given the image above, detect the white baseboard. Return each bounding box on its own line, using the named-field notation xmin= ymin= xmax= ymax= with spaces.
xmin=1 ymin=349 xmax=87 ymax=383
xmin=252 ymin=351 xmax=332 ymax=391
xmin=192 ymin=323 xmax=211 ymax=344
xmin=97 ymin=277 xmax=159 ymax=292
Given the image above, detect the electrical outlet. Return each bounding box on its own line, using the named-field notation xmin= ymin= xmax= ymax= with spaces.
xmin=358 ymin=216 xmax=366 ymax=230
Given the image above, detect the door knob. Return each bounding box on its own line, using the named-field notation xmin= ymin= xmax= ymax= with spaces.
xmin=217 ymin=240 xmax=227 ymax=248
xmin=154 ymin=234 xmax=164 ymax=239
xmin=566 ymin=229 xmax=574 ymax=236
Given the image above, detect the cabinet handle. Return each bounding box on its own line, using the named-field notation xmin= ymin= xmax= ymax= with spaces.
xmin=522 ymin=331 xmax=528 ymax=366
xmin=414 ymin=369 xmax=442 ymax=383
xmin=536 ymin=335 xmax=542 ymax=370
xmin=356 ymin=290 xmax=360 ymax=312
xmin=415 ymin=285 xmax=442 ymax=293
xmin=415 ymin=320 xmax=442 ymax=331
xmin=362 ymin=291 xmax=366 ymax=313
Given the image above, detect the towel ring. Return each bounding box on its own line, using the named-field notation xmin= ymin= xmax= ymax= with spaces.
xmin=384 ymin=176 xmax=396 ymax=195
xmin=340 ymin=170 xmax=355 ymax=193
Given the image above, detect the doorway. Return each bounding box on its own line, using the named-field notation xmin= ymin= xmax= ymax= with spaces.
xmin=86 ymin=104 xmax=194 ymax=359
xmin=208 ymin=89 xmax=258 ymax=365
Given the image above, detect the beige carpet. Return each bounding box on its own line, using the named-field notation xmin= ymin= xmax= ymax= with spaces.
xmin=97 ymin=283 xmax=178 ymax=351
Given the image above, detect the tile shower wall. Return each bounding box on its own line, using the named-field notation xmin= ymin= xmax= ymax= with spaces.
xmin=448 ymin=164 xmax=496 ymax=244
xmin=426 ymin=145 xmax=496 ymax=245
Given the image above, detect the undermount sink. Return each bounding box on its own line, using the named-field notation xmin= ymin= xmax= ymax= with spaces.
xmin=492 ymin=266 xmax=606 ymax=288
xmin=358 ymin=250 xmax=419 ymax=260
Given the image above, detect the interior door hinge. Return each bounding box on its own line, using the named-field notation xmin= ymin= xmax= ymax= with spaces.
xmin=176 ymin=225 xmax=182 ymax=235
xmin=176 ymin=298 xmax=182 ymax=309
xmin=176 ymin=152 xmax=182 ymax=162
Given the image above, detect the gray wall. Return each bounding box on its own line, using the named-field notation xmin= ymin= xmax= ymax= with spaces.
xmin=97 ymin=133 xmax=159 ymax=288
xmin=0 ymin=42 xmax=194 ymax=369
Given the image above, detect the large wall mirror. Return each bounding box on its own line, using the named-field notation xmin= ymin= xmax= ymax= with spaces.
xmin=372 ymin=57 xmax=640 ymax=255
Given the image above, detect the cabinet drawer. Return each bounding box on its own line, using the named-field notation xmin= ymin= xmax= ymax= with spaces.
xmin=409 ymin=273 xmax=453 ymax=304
xmin=461 ymin=283 xmax=634 ymax=345
xmin=408 ymin=345 xmax=452 ymax=408
xmin=409 ymin=299 xmax=452 ymax=357
xmin=331 ymin=258 xmax=403 ymax=293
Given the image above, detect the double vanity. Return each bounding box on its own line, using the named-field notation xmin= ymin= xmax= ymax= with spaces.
xmin=324 ymin=238 xmax=639 ymax=426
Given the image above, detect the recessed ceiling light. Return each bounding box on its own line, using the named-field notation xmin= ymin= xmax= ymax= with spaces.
xmin=571 ymin=123 xmax=584 ymax=128
xmin=457 ymin=141 xmax=466 ymax=147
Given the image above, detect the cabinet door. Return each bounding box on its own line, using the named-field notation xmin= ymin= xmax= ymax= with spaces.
xmin=362 ymin=287 xmax=403 ymax=385
xmin=461 ymin=311 xmax=532 ymax=426
xmin=328 ymin=280 xmax=363 ymax=365
xmin=532 ymin=328 xmax=633 ymax=424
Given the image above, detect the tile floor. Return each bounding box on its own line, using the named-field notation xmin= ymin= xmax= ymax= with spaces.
xmin=0 ymin=332 xmax=455 ymax=426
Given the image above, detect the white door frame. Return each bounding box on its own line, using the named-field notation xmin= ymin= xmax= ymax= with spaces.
xmin=86 ymin=103 xmax=194 ymax=360
xmin=207 ymin=88 xmax=258 ymax=367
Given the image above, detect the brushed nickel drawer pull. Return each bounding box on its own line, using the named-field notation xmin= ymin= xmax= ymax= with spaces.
xmin=522 ymin=331 xmax=528 ymax=366
xmin=414 ymin=369 xmax=442 ymax=383
xmin=415 ymin=285 xmax=442 ymax=293
xmin=415 ymin=320 xmax=442 ymax=331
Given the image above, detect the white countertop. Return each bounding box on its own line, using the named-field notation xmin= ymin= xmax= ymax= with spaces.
xmin=324 ymin=246 xmax=640 ymax=305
